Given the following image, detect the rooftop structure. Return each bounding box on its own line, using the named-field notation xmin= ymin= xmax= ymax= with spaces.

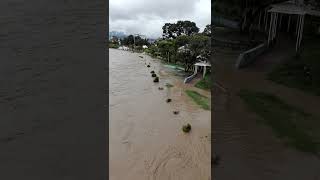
xmin=267 ymin=0 xmax=320 ymax=52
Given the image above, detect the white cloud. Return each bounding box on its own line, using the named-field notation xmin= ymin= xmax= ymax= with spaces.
xmin=109 ymin=0 xmax=211 ymax=39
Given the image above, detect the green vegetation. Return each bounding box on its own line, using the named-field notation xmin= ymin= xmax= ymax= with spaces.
xmin=109 ymin=42 xmax=119 ymax=49
xmin=182 ymin=123 xmax=192 ymax=133
xmin=238 ymin=89 xmax=320 ymax=153
xmin=145 ymin=20 xmax=211 ymax=72
xmin=146 ymin=34 xmax=210 ymax=72
xmin=268 ymin=37 xmax=320 ymax=96
xmin=195 ymin=73 xmax=212 ymax=90
xmin=165 ymin=83 xmax=174 ymax=88
xmin=162 ymin=20 xmax=199 ymax=39
xmin=186 ymin=90 xmax=210 ymax=110
xmin=110 ymin=20 xmax=211 ymax=73
xmin=163 ymin=62 xmax=185 ymax=71
xmin=121 ymin=35 xmax=150 ymax=52
xmin=153 ymin=77 xmax=159 ymax=82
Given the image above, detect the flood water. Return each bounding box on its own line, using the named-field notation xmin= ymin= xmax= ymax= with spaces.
xmin=109 ymin=48 xmax=211 ymax=180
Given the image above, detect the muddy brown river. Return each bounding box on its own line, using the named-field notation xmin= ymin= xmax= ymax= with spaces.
xmin=109 ymin=48 xmax=211 ymax=180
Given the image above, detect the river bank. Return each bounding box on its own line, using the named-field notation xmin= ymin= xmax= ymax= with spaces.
xmin=213 ymin=42 xmax=320 ymax=179
xmin=109 ymin=48 xmax=211 ymax=180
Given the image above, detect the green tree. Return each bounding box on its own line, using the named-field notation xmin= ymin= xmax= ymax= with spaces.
xmin=175 ymin=35 xmax=190 ymax=47
xmin=157 ymin=40 xmax=177 ymax=62
xmin=134 ymin=36 xmax=150 ymax=46
xmin=177 ymin=45 xmax=194 ymax=71
xmin=176 ymin=34 xmax=211 ymax=71
xmin=122 ymin=35 xmax=134 ymax=46
xmin=203 ymin=24 xmax=211 ymax=36
xmin=162 ymin=20 xmax=199 ymax=39
xmin=189 ymin=34 xmax=210 ymax=59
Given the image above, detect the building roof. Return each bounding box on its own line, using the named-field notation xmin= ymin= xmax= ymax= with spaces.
xmin=269 ymin=0 xmax=307 ymax=15
xmin=268 ymin=0 xmax=320 ymax=16
xmin=194 ymin=61 xmax=211 ymax=67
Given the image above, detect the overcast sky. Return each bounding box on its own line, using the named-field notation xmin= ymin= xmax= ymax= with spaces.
xmin=109 ymin=0 xmax=211 ymax=39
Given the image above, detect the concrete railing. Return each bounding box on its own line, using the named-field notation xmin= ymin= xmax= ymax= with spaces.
xmin=235 ymin=43 xmax=268 ymax=69
xmin=184 ymin=66 xmax=198 ymax=84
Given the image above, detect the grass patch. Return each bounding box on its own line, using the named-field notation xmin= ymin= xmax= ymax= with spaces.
xmin=268 ymin=36 xmax=320 ymax=96
xmin=238 ymin=89 xmax=320 ymax=154
xmin=108 ymin=43 xmax=119 ymax=49
xmin=195 ymin=73 xmax=212 ymax=90
xmin=165 ymin=83 xmax=174 ymax=88
xmin=186 ymin=90 xmax=210 ymax=110
xmin=163 ymin=62 xmax=185 ymax=71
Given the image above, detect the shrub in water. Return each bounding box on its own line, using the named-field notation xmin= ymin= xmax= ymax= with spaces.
xmin=182 ymin=123 xmax=191 ymax=133
xmin=153 ymin=77 xmax=159 ymax=82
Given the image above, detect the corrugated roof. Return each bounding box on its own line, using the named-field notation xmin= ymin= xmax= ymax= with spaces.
xmin=194 ymin=62 xmax=211 ymax=67
xmin=268 ymin=0 xmax=320 ymax=16
xmin=269 ymin=1 xmax=307 ymax=15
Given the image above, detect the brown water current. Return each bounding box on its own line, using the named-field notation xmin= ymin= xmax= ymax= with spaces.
xmin=109 ymin=49 xmax=211 ymax=180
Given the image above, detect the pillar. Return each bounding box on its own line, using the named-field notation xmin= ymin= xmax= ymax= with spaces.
xmin=194 ymin=65 xmax=198 ymax=75
xmin=203 ymin=66 xmax=207 ymax=78
xmin=268 ymin=12 xmax=273 ymax=45
xmin=287 ymin=15 xmax=291 ymax=32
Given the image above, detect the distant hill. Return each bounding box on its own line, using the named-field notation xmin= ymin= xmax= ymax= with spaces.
xmin=109 ymin=31 xmax=126 ymax=39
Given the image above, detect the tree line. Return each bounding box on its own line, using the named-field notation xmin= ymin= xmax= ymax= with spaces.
xmin=147 ymin=21 xmax=211 ymax=72
xmin=110 ymin=20 xmax=211 ymax=72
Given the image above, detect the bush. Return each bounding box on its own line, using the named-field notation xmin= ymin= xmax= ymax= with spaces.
xmin=182 ymin=123 xmax=191 ymax=133
xmin=152 ymin=73 xmax=157 ymax=77
xmin=153 ymin=77 xmax=159 ymax=82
